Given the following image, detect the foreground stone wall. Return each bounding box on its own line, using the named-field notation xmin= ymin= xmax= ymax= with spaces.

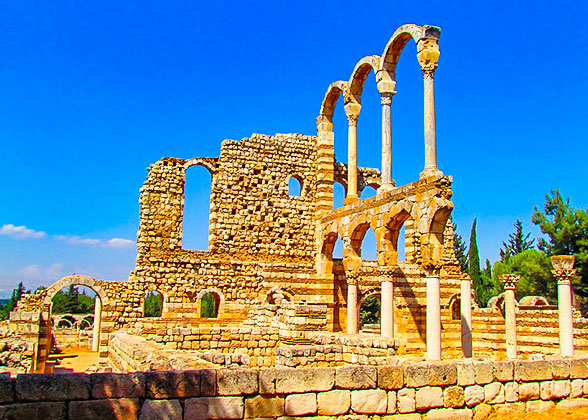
xmin=2 ymin=357 xmax=588 ymax=419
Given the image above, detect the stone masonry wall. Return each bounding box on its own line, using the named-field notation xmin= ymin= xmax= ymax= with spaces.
xmin=3 ymin=357 xmax=588 ymax=419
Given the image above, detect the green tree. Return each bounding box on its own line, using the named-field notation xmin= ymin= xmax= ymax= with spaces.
xmin=451 ymin=219 xmax=468 ymax=272
xmin=200 ymin=293 xmax=217 ymax=318
xmin=493 ymin=249 xmax=555 ymax=302
xmin=499 ymin=219 xmax=535 ymax=260
xmin=532 ymin=190 xmax=588 ymax=297
xmin=0 ymin=282 xmax=29 ymax=320
xmin=360 ymin=295 xmax=380 ymax=325
xmin=468 ymin=218 xmax=485 ymax=306
xmin=144 ymin=291 xmax=162 ymax=317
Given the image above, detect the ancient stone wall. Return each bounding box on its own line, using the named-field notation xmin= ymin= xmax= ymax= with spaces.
xmin=3 ymin=357 xmax=588 ymax=419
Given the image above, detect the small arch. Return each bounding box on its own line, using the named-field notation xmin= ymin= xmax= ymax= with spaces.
xmin=448 ymin=294 xmax=461 ymax=321
xmin=288 ymin=175 xmax=303 ymax=197
xmin=319 ymin=81 xmax=350 ymax=124
xmin=333 ymin=181 xmax=347 ymax=209
xmin=348 ymin=55 xmax=381 ymax=101
xmin=519 ymin=296 xmax=550 ymax=306
xmin=380 ymin=24 xmax=429 ymax=73
xmin=360 ymin=185 xmax=377 ymax=199
xmin=144 ymin=291 xmax=163 ymax=317
xmin=56 ymin=316 xmax=76 ymax=329
xmin=197 ymin=288 xmax=224 ymax=319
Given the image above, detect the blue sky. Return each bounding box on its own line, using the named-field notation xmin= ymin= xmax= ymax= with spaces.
xmin=1 ymin=1 xmax=587 ymax=297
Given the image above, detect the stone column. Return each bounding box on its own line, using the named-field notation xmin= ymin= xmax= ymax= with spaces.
xmin=379 ymin=93 xmax=395 ymax=193
xmin=92 ymin=296 xmax=102 ymax=352
xmin=500 ymin=274 xmax=520 ymax=360
xmin=381 ymin=278 xmax=394 ymax=339
xmin=347 ymin=280 xmax=359 ymax=335
xmin=552 ymin=255 xmax=577 ymax=357
xmin=461 ymin=275 xmax=473 ymax=358
xmin=417 ymin=40 xmax=441 ymax=179
xmin=424 ymin=265 xmax=441 ymax=360
xmin=344 ymin=103 xmax=361 ymax=202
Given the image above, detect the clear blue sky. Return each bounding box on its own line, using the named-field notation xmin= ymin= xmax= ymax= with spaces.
xmin=1 ymin=1 xmax=587 ymax=297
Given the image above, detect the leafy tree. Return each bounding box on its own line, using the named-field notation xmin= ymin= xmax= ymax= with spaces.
xmin=0 ymin=282 xmax=29 ymax=320
xmin=144 ymin=291 xmax=162 ymax=317
xmin=360 ymin=295 xmax=380 ymax=325
xmin=52 ymin=286 xmax=95 ymax=314
xmin=532 ymin=190 xmax=588 ymax=297
xmin=493 ymin=249 xmax=555 ymax=302
xmin=499 ymin=219 xmax=535 ymax=260
xmin=451 ymin=219 xmax=468 ymax=272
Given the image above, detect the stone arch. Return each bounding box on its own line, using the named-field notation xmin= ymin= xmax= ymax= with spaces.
xmin=348 ymin=55 xmax=381 ymax=101
xmin=448 ymin=293 xmax=461 ymax=321
xmin=196 ymin=287 xmax=225 ymax=319
xmin=44 ymin=275 xmax=108 ymax=307
xmin=380 ymin=24 xmax=434 ymax=74
xmin=420 ymin=198 xmax=453 ymax=263
xmin=348 ymin=215 xmax=378 ymax=259
xmin=287 ymin=174 xmax=304 ymax=197
xmin=519 ymin=296 xmax=550 ymax=306
xmin=184 ymin=158 xmax=217 ymax=176
xmin=143 ymin=290 xmax=164 ymax=317
xmin=319 ymin=80 xmax=349 ymax=124
xmin=56 ymin=315 xmax=76 ymax=329
xmin=379 ymin=207 xmax=413 ymax=265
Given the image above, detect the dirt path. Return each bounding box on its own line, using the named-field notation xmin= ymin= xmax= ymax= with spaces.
xmin=47 ymin=347 xmax=98 ymax=373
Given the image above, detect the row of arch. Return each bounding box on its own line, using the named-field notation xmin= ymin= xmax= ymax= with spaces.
xmin=317 ymin=24 xmax=442 ymax=206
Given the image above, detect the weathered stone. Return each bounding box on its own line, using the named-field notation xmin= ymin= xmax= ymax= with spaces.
xmin=140 ymin=399 xmax=182 ymax=420
xmin=456 ymin=363 xmax=475 ymax=386
xmin=473 ymin=363 xmax=493 ymax=385
xmin=472 ymin=403 xmax=493 ymax=420
xmin=92 ymin=372 xmax=145 ymax=398
xmin=526 ymin=399 xmax=555 ymax=412
xmin=415 ymin=386 xmax=443 ymax=410
xmin=335 ymin=366 xmax=376 ymax=389
xmin=515 ymin=360 xmax=552 ymax=382
xmin=185 ymin=397 xmax=244 ymax=420
xmin=390 ymin=414 xmax=422 ymax=420
xmin=0 ymin=375 xmax=14 ymax=403
xmin=443 ymin=386 xmax=465 ymax=408
xmin=491 ymin=402 xmax=525 ymax=417
xmin=16 ymin=373 xmax=89 ymax=401
xmin=425 ymin=408 xmax=473 ymax=420
xmin=244 ymin=395 xmax=284 ymax=418
xmin=275 ymin=368 xmax=334 ymax=393
xmin=351 ymin=389 xmax=387 ymax=414
xmin=387 ymin=391 xmax=397 ymax=414
xmin=571 ymin=378 xmax=584 ymax=397
xmin=378 ymin=366 xmax=404 ymax=390
xmin=217 ymin=369 xmax=258 ymax=395
xmin=518 ymin=382 xmax=539 ymax=401
xmin=259 ymin=369 xmax=276 ymax=395
xmin=504 ymin=381 xmax=518 ymax=402
xmin=464 ymin=385 xmax=484 ymax=407
xmin=403 ymin=364 xmax=430 ymax=388
xmin=146 ymin=371 xmax=202 ymax=399
xmin=285 ymin=393 xmax=317 ymax=416
xmin=551 ymin=359 xmax=570 ymax=379
xmin=69 ymin=398 xmax=139 ymax=420
xmin=317 ymin=389 xmax=350 ymax=415
xmin=397 ymin=388 xmax=416 ymax=413
xmin=557 ymin=398 xmax=588 ymax=409
xmin=429 ymin=363 xmax=457 ymax=386
xmin=570 ymin=358 xmax=588 ymax=379
xmin=540 ymin=380 xmax=570 ymax=400
xmin=0 ymin=402 xmax=65 ymax=420
xmin=483 ymin=382 xmax=504 ymax=405
xmin=492 ymin=361 xmax=513 ymax=382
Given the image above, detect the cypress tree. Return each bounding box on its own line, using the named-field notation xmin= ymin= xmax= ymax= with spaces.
xmin=468 ymin=218 xmax=484 ymax=306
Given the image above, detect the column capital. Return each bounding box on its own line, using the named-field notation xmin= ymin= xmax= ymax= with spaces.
xmin=461 ymin=275 xmax=472 ymax=283
xmin=380 ymin=92 xmax=396 ymax=105
xmin=344 ymin=102 xmax=361 ymax=126
xmin=345 ymin=270 xmax=360 ymax=285
xmin=552 ymin=269 xmax=577 ymax=285
xmin=421 ymin=262 xmax=441 ymax=278
xmin=500 ymin=274 xmax=520 ymax=290
xmin=417 ymin=38 xmax=440 ymax=79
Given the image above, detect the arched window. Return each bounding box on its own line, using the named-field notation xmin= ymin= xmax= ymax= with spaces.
xmin=333 ymin=181 xmax=346 ymax=209
xmin=360 ymin=185 xmax=377 ymax=199
xmin=360 ymin=226 xmax=378 ymax=261
xmin=144 ymin=291 xmax=163 ymax=317
xmin=288 ymin=175 xmax=303 ymax=197
xmin=201 ymin=292 xmax=220 ymax=318
xmin=183 ymin=164 xmax=213 ymax=251
xmin=451 ymin=298 xmax=461 ymax=321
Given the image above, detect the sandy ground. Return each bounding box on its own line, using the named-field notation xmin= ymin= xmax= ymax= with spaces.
xmin=47 ymin=347 xmax=98 ymax=373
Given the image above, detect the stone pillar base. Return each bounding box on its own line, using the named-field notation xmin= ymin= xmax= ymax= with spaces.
xmin=419 ymin=167 xmax=443 ymax=180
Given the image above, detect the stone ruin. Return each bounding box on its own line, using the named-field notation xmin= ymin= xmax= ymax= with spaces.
xmin=4 ymin=19 xmax=588 ymax=381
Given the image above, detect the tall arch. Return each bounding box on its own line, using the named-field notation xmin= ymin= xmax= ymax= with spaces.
xmin=380 ymin=24 xmax=431 ymax=75
xmin=348 ymin=55 xmax=381 ymax=102
xmin=183 ymin=162 xmax=214 ymax=251
xmin=319 ymin=81 xmax=349 ymax=125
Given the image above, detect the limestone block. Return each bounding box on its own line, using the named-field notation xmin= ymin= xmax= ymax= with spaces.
xmin=572 ymin=359 xmax=588 ymax=379
xmin=547 ymin=380 xmax=570 ymax=399
xmin=425 ymin=408 xmax=473 ymax=420
xmin=429 ymin=363 xmax=457 ymax=386
xmin=464 ymin=385 xmax=484 ymax=407
xmin=403 ymin=364 xmax=430 ymax=388
xmin=351 ymin=389 xmax=387 ymax=414
xmin=483 ymin=382 xmax=504 ymax=404
xmin=571 ymin=378 xmax=584 ymax=397
xmin=336 ymin=366 xmax=377 ymax=390
xmin=259 ymin=369 xmax=276 ymax=395
xmin=317 ymin=389 xmax=350 ymax=415
xmin=387 ymin=391 xmax=397 ymax=414
xmin=526 ymin=400 xmax=555 ymax=412
xmin=504 ymin=382 xmax=518 ymax=403
xmin=285 ymin=393 xmax=317 ymax=416
xmin=473 ymin=362 xmax=493 ymax=385
xmin=275 ymin=368 xmax=334 ymax=393
xmin=490 ymin=402 xmax=525 ymax=417
xmin=140 ymin=399 xmax=182 ymax=420
xmin=185 ymin=397 xmax=244 ymax=420
xmin=518 ymin=382 xmax=539 ymax=401
xmin=390 ymin=415 xmax=422 ymax=420
xmin=244 ymin=395 xmax=284 ymax=418
xmin=415 ymin=386 xmax=443 ymax=410
xmin=443 ymin=386 xmax=465 ymax=408
xmin=557 ymin=398 xmax=588 ymax=409
xmin=16 ymin=373 xmax=90 ymax=401
xmin=378 ymin=366 xmax=404 ymax=390
xmin=456 ymin=363 xmax=475 ymax=386
xmin=515 ymin=361 xmax=552 ymax=382
xmin=217 ymin=369 xmax=258 ymax=395
xmin=472 ymin=403 xmax=493 ymax=420
xmin=492 ymin=361 xmax=513 ymax=382
xmin=145 ymin=371 xmax=202 ymax=399
xmin=397 ymin=388 xmax=416 ymax=413
xmin=92 ymin=372 xmax=145 ymax=398
xmin=584 ymin=379 xmax=588 ymax=395
xmin=551 ymin=359 xmax=570 ymax=379
xmin=0 ymin=402 xmax=66 ymax=420
xmin=69 ymin=398 xmax=140 ymax=420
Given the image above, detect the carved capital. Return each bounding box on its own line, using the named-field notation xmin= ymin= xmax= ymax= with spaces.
xmin=344 ymin=102 xmax=361 ymax=126
xmin=421 ymin=262 xmax=441 ymax=278
xmin=421 ymin=64 xmax=437 ymax=78
xmin=500 ymin=274 xmax=520 ymax=290
xmin=417 ymin=39 xmax=440 ymax=79
xmin=552 ymin=268 xmax=577 ymax=285
xmin=346 ymin=270 xmax=360 ymax=285
xmin=380 ymin=93 xmax=394 ymax=105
